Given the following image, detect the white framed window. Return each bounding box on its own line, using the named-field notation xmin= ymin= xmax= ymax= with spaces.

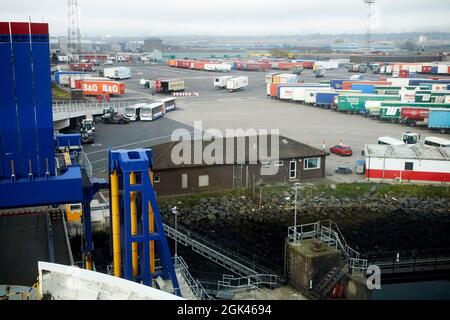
xmin=289 ymin=160 xmax=297 ymax=179
xmin=304 ymin=157 xmax=321 ymax=170
xmin=273 ymin=160 xmax=284 ymax=167
xmin=198 ymin=175 xmax=209 ymax=187
xmin=182 ymin=173 xmax=188 ymax=189
xmin=154 ymin=175 xmax=160 ymax=183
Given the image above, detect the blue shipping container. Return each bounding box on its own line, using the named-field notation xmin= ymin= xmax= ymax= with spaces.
xmin=330 ymin=79 xmax=346 ymax=89
xmin=431 ymin=66 xmax=438 ymax=74
xmin=409 ymin=79 xmax=450 ymax=86
xmin=428 ymin=109 xmax=450 ymax=129
xmin=316 ymin=92 xmax=338 ymax=107
xmin=351 ymin=84 xmax=375 ymax=94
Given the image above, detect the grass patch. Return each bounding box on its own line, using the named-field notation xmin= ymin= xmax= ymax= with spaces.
xmin=52 ymin=82 xmax=70 ymax=100
xmin=157 ymin=182 xmax=450 ymax=207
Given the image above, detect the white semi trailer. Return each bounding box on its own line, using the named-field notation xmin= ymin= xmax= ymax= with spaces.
xmin=226 ymin=77 xmax=249 ymax=92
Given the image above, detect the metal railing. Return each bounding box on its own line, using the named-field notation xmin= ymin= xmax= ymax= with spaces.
xmin=77 ymin=152 xmax=93 ymax=180
xmin=288 ymin=220 xmax=368 ymax=272
xmin=164 ymin=223 xmax=283 ymax=283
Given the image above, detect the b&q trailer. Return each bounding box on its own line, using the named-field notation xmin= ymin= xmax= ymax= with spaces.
xmin=81 ymin=80 xmax=125 ymax=96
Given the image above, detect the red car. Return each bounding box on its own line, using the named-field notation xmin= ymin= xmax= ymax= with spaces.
xmin=330 ymin=145 xmax=353 ymax=156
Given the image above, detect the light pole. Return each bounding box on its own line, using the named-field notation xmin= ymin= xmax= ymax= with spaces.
xmin=294 ymin=183 xmax=301 ymax=244
xmin=171 ymin=206 xmax=179 ymax=267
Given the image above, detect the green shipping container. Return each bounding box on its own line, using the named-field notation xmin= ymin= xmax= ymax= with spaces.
xmin=374 ymin=86 xmax=427 ymax=96
xmin=415 ymin=91 xmax=450 ymax=103
xmin=379 ymin=102 xmax=450 ymax=122
xmin=337 ymin=94 xmax=401 ymax=114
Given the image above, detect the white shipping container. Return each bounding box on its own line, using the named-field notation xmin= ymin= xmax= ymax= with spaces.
xmin=104 ymin=67 xmax=131 ymax=80
xmin=279 ymin=87 xmax=297 ymax=100
xmin=214 ymin=76 xmax=233 ymax=88
xmin=387 ymin=78 xmax=410 ymax=87
xmin=279 ymin=74 xmax=298 ymax=84
xmin=227 ymin=77 xmax=249 ymax=91
xmin=305 ymin=89 xmax=336 ymax=104
xmin=292 ymin=86 xmax=332 ymax=103
xmin=438 ymin=64 xmax=449 ymax=74
xmin=266 ymin=83 xmax=271 ymax=96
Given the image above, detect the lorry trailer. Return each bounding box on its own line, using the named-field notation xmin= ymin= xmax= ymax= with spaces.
xmin=214 ymin=76 xmax=233 ymax=89
xmin=81 ymin=80 xmax=125 ymax=96
xmin=227 ymin=77 xmax=248 ymax=92
xmin=104 ymin=67 xmax=131 ymax=80
xmin=151 ymin=79 xmax=185 ymax=94
xmin=428 ymin=108 xmax=450 ymax=133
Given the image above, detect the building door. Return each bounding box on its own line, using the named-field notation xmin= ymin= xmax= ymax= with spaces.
xmin=233 ymin=165 xmax=243 ymax=188
xmin=181 ymin=173 xmax=188 ymax=189
xmin=290 ymin=160 xmax=297 ymax=179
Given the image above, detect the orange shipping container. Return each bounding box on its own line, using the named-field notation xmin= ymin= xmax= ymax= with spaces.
xmin=168 ymin=60 xmax=177 ymax=67
xmin=342 ymin=81 xmax=390 ymax=90
xmin=270 ymin=84 xmax=279 ymax=97
xmin=81 ymin=80 xmax=125 ymax=95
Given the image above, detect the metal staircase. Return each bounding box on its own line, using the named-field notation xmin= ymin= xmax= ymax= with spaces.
xmin=309 ymin=261 xmax=348 ymax=300
xmin=164 ymin=223 xmax=282 ymax=281
xmin=288 ymin=220 xmax=368 ymax=300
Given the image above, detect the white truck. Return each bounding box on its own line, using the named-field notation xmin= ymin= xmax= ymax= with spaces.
xmin=214 ymin=76 xmax=233 ymax=89
xmin=226 ymin=77 xmax=249 ymax=92
xmin=104 ymin=67 xmax=131 ymax=80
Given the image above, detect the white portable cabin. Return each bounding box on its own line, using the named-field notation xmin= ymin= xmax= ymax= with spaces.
xmin=214 ymin=76 xmax=233 ymax=89
xmin=364 ymin=144 xmax=450 ymax=184
xmin=227 ymin=77 xmax=249 ymax=91
xmin=140 ymin=102 xmax=165 ymax=121
xmin=124 ymin=103 xmax=147 ymax=121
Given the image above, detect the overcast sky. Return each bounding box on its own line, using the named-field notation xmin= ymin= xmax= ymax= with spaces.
xmin=1 ymin=0 xmax=449 ymax=36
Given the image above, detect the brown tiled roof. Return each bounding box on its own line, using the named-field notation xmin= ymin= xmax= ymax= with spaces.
xmin=151 ymin=135 xmax=329 ymax=171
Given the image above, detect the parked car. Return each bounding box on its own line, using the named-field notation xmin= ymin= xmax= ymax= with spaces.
xmin=335 ymin=166 xmax=353 ymax=174
xmin=330 ymin=145 xmax=353 ymax=156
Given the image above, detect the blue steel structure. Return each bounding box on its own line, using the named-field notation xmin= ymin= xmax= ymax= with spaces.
xmin=0 ymin=21 xmax=179 ymax=294
xmin=109 ymin=149 xmax=181 ymax=296
xmin=0 ymin=21 xmax=106 ymax=270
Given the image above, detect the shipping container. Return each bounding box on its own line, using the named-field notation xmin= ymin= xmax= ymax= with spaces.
xmin=342 ymin=81 xmax=390 ymax=90
xmin=351 ymin=84 xmax=375 ymax=94
xmin=437 ymin=64 xmax=448 ymax=75
xmin=421 ymin=65 xmax=432 ymax=74
xmin=227 ymin=77 xmax=248 ymax=91
xmin=305 ymin=89 xmax=336 ymax=105
xmin=265 ymin=72 xmax=282 ymax=84
xmin=337 ymin=94 xmax=401 ymax=114
xmin=104 ymin=67 xmax=131 ymax=80
xmin=428 ymin=108 xmax=450 ymax=133
xmin=291 ymin=85 xmax=332 ymax=103
xmin=279 ymin=74 xmax=298 ymax=84
xmin=415 ymin=90 xmax=450 ymax=103
xmin=81 ymin=80 xmax=125 ymax=96
xmin=54 ymin=71 xmax=87 ymax=86
xmin=214 ymin=76 xmax=233 ymax=89
xmin=379 ymin=102 xmax=450 ymax=122
xmin=315 ymin=92 xmax=339 ymax=108
xmin=69 ymin=63 xmax=94 ymax=72
xmin=330 ymin=79 xmax=348 ymax=89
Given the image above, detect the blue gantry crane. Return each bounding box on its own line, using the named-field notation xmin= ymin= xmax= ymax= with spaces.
xmin=0 ymin=21 xmax=180 ymax=296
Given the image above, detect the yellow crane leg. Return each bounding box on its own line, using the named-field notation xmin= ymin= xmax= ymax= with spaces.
xmin=149 ymin=170 xmax=155 ymax=276
xmin=111 ymin=170 xmax=122 ymax=278
xmin=130 ymin=172 xmax=139 ymax=277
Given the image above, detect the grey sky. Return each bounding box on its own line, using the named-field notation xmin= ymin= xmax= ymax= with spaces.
xmin=1 ymin=0 xmax=449 ymax=36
